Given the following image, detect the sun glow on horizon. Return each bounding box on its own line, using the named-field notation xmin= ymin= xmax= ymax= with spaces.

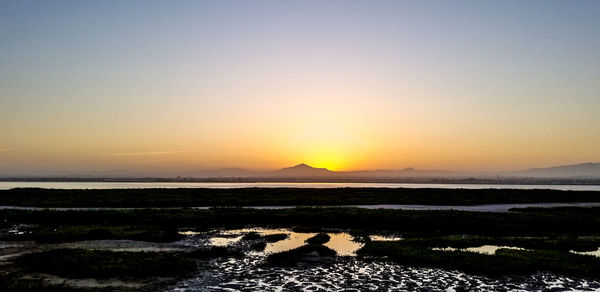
xmin=1 ymin=1 xmax=600 ymax=176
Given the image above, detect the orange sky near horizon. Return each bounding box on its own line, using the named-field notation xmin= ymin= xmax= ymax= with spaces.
xmin=1 ymin=1 xmax=600 ymax=176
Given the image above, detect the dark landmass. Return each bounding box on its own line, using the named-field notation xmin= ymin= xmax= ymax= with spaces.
xmin=358 ymin=242 xmax=600 ymax=277
xmin=15 ymin=249 xmax=196 ymax=279
xmin=2 ymin=247 xmax=244 ymax=291
xmin=305 ymin=233 xmax=330 ymax=245
xmin=3 ymin=176 xmax=600 ymax=185
xmin=2 ymin=187 xmax=600 ymax=207
xmin=3 ymin=162 xmax=599 ymax=183
xmin=17 ymin=224 xmax=182 ymax=243
xmin=367 ymin=234 xmax=600 ymax=252
xmin=266 ymin=244 xmax=336 ymax=266
xmin=187 ymin=246 xmax=245 ymax=259
xmin=4 ymin=188 xmax=600 ymax=290
xmin=5 ymin=207 xmax=600 ymax=241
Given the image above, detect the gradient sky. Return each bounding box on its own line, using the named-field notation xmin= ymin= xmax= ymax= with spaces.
xmin=1 ymin=0 xmax=600 ymax=175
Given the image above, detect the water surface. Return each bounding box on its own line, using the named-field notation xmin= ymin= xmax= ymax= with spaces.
xmin=2 ymin=181 xmax=600 ymax=191
xmin=169 ymin=228 xmax=600 ymax=291
xmin=3 ymin=202 xmax=600 ymax=212
xmin=179 ymin=228 xmax=363 ymax=256
xmin=171 ymin=254 xmax=600 ymax=291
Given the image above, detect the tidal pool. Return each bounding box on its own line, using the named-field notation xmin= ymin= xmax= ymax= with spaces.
xmin=171 ymin=229 xmax=600 ymax=291
xmin=179 ymin=228 xmax=364 ymax=255
xmin=323 ymin=233 xmax=363 ymax=256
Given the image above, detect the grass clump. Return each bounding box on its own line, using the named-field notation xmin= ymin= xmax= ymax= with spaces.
xmin=250 ymin=241 xmax=267 ymax=251
xmin=306 ymin=233 xmax=330 ymax=245
xmin=241 ymin=232 xmax=262 ymax=241
xmin=266 ymin=245 xmax=336 ymax=266
xmin=240 ymin=232 xmax=288 ymax=243
xmin=187 ymin=246 xmax=244 ymax=259
xmin=262 ymin=233 xmax=288 ymax=242
xmin=15 ymin=249 xmax=197 ymax=279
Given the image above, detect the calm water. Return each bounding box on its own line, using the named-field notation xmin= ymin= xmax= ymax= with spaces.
xmin=1 ymin=181 xmax=600 ymax=191
xmin=3 ymin=202 xmax=600 ymax=212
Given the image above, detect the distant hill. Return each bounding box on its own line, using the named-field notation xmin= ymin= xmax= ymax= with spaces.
xmin=6 ymin=162 xmax=599 ymax=182
xmin=272 ymin=163 xmax=334 ymax=177
xmin=508 ymin=163 xmax=600 ymax=178
xmin=190 ymin=167 xmax=260 ymax=177
xmin=340 ymin=167 xmax=459 ymax=178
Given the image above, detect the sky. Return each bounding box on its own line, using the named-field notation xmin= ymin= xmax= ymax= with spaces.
xmin=1 ymin=0 xmax=600 ymax=175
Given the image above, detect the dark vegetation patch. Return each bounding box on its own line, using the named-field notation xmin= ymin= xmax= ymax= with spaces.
xmin=240 ymin=232 xmax=288 ymax=251
xmin=242 ymin=232 xmax=287 ymax=243
xmin=9 ymin=225 xmax=182 ymax=243
xmin=358 ymin=241 xmax=600 ymax=277
xmin=250 ymin=241 xmax=267 ymax=251
xmin=15 ymin=249 xmax=197 ymax=279
xmin=397 ymin=235 xmax=600 ymax=252
xmin=6 ymin=188 xmax=600 ymax=282
xmin=306 ymin=233 xmax=330 ymax=245
xmin=5 ymin=207 xmax=600 ymax=237
xmin=3 ymin=187 xmax=600 ymax=207
xmin=187 ymin=246 xmax=244 ymax=259
xmin=241 ymin=232 xmax=261 ymax=241
xmin=0 ymin=274 xmax=86 ymax=292
xmin=262 ymin=233 xmax=288 ymax=242
xmin=266 ymin=244 xmax=337 ymax=266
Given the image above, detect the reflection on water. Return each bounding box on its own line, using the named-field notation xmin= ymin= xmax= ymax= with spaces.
xmin=5 ymin=202 xmax=600 ymax=212
xmin=171 ymin=229 xmax=600 ymax=291
xmin=178 ymin=231 xmax=200 ymax=236
xmin=171 ymin=256 xmax=600 ymax=291
xmin=433 ymin=245 xmax=525 ymax=255
xmin=192 ymin=228 xmax=362 ymax=255
xmin=324 ymin=233 xmax=363 ymax=256
xmin=465 ymin=245 xmax=525 ymax=255
xmin=369 ymin=234 xmax=403 ymax=241
xmin=210 ymin=236 xmax=242 ymax=247
xmin=571 ymin=248 xmax=600 ymax=258
xmin=353 ymin=202 xmax=600 ymax=212
xmin=266 ymin=232 xmax=315 ymax=254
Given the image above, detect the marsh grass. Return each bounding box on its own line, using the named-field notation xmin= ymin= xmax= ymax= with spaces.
xmin=187 ymin=246 xmax=244 ymax=259
xmin=306 ymin=233 xmax=330 ymax=245
xmin=11 ymin=225 xmax=182 ymax=243
xmin=358 ymin=241 xmax=600 ymax=277
xmin=3 ymin=187 xmax=600 ymax=207
xmin=15 ymin=249 xmax=197 ymax=279
xmin=5 ymin=207 xmax=600 ymax=237
xmin=396 ymin=235 xmax=600 ymax=252
xmin=266 ymin=244 xmax=337 ymax=266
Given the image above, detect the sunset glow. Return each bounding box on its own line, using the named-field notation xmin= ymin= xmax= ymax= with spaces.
xmin=1 ymin=1 xmax=600 ymax=176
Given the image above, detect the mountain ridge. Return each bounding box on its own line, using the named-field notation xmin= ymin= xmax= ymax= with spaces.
xmin=272 ymin=163 xmax=334 ymax=177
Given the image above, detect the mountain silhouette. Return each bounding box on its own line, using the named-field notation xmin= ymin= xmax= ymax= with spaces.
xmin=272 ymin=163 xmax=334 ymax=177
xmin=510 ymin=162 xmax=600 ymax=178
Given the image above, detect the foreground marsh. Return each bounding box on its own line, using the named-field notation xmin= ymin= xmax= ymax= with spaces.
xmin=3 ymin=188 xmax=600 ymax=290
